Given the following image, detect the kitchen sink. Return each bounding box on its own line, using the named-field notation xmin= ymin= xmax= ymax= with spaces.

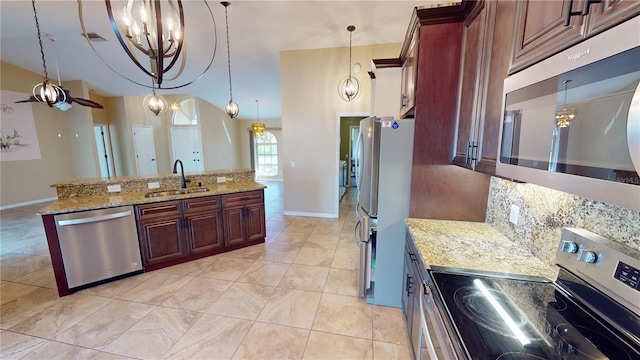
xmin=144 ymin=189 xmax=186 ymax=198
xmin=187 ymin=187 xmax=210 ymax=193
xmin=144 ymin=187 xmax=210 ymax=198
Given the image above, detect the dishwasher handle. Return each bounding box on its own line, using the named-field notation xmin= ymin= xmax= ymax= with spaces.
xmin=56 ymin=210 xmax=133 ymax=226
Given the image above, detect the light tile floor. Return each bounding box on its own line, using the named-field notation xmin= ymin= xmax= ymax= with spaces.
xmin=0 ymin=182 xmax=411 ymax=359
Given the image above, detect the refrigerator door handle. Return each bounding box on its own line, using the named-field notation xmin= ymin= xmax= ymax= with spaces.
xmin=355 ymin=129 xmax=364 ymax=191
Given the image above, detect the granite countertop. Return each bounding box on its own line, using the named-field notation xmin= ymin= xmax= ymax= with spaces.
xmin=405 ymin=218 xmax=559 ymax=281
xmin=38 ymin=181 xmax=266 ymax=215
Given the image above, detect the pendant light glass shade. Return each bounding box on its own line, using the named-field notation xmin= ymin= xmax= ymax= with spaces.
xmin=338 ymin=25 xmax=361 ymax=102
xmin=222 ymin=1 xmax=239 ymax=118
xmin=225 ymin=100 xmax=239 ymax=118
xmin=251 ymin=100 xmax=265 ymax=137
xmin=144 ymin=92 xmax=168 ymax=116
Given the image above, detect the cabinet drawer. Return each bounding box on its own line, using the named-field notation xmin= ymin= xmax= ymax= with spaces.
xmin=183 ymin=196 xmax=221 ymax=214
xmin=135 ymin=201 xmax=182 ymax=220
xmin=222 ymin=190 xmax=263 ymax=207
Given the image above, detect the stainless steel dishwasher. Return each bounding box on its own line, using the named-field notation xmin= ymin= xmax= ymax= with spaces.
xmin=54 ymin=205 xmax=143 ymax=289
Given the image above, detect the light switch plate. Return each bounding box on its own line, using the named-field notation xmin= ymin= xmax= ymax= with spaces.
xmin=107 ymin=184 xmax=121 ymax=193
xmin=217 ymin=177 xmax=226 ymax=183
xmin=148 ymin=182 xmax=160 ymax=189
xmin=509 ymin=205 xmax=520 ymax=225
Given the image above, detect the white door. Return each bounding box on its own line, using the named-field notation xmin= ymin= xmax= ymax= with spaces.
xmin=94 ymin=125 xmax=115 ymax=178
xmin=170 ymin=126 xmax=203 ymax=173
xmin=132 ymin=125 xmax=158 ymax=176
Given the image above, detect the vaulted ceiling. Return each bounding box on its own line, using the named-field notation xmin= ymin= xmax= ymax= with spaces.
xmin=0 ymin=1 xmax=449 ymax=119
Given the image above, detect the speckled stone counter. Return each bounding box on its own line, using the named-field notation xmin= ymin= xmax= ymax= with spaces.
xmin=38 ymin=181 xmax=266 ymax=215
xmin=405 ymin=218 xmax=559 ymax=281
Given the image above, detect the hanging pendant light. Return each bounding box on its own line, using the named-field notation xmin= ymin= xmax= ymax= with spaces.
xmin=30 ymin=0 xmax=66 ymax=107
xmin=78 ymin=0 xmax=217 ymax=90
xmin=555 ymin=80 xmax=576 ymax=128
xmin=144 ymin=89 xmax=168 ymax=116
xmin=222 ymin=1 xmax=239 ymax=118
xmin=338 ymin=25 xmax=361 ymax=102
xmin=251 ymin=100 xmax=265 ymax=138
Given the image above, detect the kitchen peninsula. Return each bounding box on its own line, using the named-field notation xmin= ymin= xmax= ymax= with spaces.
xmin=38 ymin=169 xmax=266 ymax=296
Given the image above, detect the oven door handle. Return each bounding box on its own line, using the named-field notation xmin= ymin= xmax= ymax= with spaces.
xmin=419 ymin=282 xmax=440 ymax=360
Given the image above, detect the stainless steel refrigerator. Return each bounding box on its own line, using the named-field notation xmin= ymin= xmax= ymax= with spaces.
xmin=355 ymin=116 xmax=414 ymax=307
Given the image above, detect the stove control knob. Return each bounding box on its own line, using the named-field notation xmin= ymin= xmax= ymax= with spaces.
xmin=577 ymin=249 xmax=598 ymax=263
xmin=560 ymin=240 xmax=578 ymax=253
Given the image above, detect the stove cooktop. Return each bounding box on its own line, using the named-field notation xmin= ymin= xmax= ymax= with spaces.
xmin=431 ymin=270 xmax=640 ymax=360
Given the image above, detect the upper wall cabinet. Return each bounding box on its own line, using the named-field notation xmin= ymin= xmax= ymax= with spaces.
xmin=400 ymin=27 xmax=418 ymax=118
xmin=453 ymin=0 xmax=516 ymax=174
xmin=509 ymin=0 xmax=640 ymax=74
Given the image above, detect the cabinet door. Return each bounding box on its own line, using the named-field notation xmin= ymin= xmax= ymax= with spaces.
xmin=402 ymin=248 xmax=415 ymax=332
xmin=585 ymin=0 xmax=640 ymax=36
xmin=223 ymin=206 xmax=246 ymax=246
xmin=245 ymin=204 xmax=266 ymax=242
xmin=138 ymin=215 xmax=186 ymax=266
xmin=400 ymin=27 xmax=417 ymax=118
xmin=454 ymin=1 xmax=489 ymax=169
xmin=509 ymin=0 xmax=586 ymax=74
xmin=184 ymin=211 xmax=224 ymax=254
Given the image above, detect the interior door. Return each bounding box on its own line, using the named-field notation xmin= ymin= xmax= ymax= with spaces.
xmin=132 ymin=125 xmax=158 ymax=176
xmin=170 ymin=126 xmax=203 ymax=173
xmin=94 ymin=125 xmax=114 ymax=178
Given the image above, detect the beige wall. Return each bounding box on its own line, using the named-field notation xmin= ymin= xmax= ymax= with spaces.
xmin=64 ymin=80 xmax=100 ymax=179
xmin=280 ymin=42 xmax=401 ymax=217
xmin=198 ymin=98 xmax=243 ymax=171
xmin=0 ymin=61 xmax=98 ymax=207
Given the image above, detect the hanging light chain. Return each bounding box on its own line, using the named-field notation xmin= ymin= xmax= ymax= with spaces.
xmin=223 ymin=2 xmax=233 ymax=100
xmin=348 ymin=25 xmax=354 ymax=79
xmin=32 ymin=0 xmax=49 ymax=81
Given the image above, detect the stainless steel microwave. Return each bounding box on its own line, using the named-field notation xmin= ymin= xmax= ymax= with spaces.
xmin=497 ymin=16 xmax=640 ymax=211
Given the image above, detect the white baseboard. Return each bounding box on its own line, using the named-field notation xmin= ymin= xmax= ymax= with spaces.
xmin=282 ymin=210 xmax=338 ymax=219
xmin=0 ymin=197 xmax=57 ymax=211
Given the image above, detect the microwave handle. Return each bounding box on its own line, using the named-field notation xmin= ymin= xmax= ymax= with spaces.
xmin=627 ymin=81 xmax=640 ymax=180
xmin=419 ymin=282 xmax=440 ymax=360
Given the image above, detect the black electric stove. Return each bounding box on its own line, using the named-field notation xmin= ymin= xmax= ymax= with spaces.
xmin=427 ymin=228 xmax=640 ymax=360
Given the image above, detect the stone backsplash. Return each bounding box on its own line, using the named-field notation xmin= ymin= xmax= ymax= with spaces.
xmin=486 ymin=176 xmax=640 ymax=267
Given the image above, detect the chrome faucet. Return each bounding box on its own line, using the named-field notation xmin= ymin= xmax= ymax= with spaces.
xmin=172 ymin=160 xmax=190 ymax=189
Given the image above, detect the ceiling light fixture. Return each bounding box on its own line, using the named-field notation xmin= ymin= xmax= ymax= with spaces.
xmin=144 ymin=89 xmax=168 ymax=116
xmin=30 ymin=0 xmax=66 ymax=107
xmin=338 ymin=25 xmax=361 ymax=102
xmin=222 ymin=1 xmax=239 ymax=118
xmin=251 ymin=100 xmax=265 ymax=138
xmin=555 ymin=80 xmax=576 ymax=128
xmin=78 ymin=0 xmax=217 ymax=91
xmin=169 ymin=102 xmax=181 ymax=112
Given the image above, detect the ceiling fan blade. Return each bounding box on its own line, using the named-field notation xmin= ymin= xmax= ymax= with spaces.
xmin=14 ymin=96 xmax=40 ymax=103
xmin=70 ymin=97 xmax=104 ymax=109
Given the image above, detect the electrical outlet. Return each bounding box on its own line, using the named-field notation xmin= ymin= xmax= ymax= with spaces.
xmin=291 ymin=161 xmax=296 ymax=168
xmin=509 ymin=205 xmax=520 ymax=225
xmin=107 ymin=184 xmax=121 ymax=193
xmin=217 ymin=177 xmax=226 ymax=183
xmin=148 ymin=182 xmax=160 ymax=189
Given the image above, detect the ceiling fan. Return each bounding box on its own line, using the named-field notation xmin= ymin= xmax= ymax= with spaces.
xmin=15 ymin=34 xmax=103 ymax=111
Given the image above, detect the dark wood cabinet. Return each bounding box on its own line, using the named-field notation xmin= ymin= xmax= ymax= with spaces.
xmin=183 ymin=197 xmax=224 ymax=254
xmin=510 ymin=0 xmax=640 ymax=74
xmin=136 ymin=201 xmax=186 ymax=267
xmin=400 ymin=26 xmax=418 ymax=118
xmin=135 ymin=190 xmax=265 ymax=271
xmin=222 ymin=190 xmax=266 ymax=246
xmin=453 ymin=0 xmax=516 ymax=174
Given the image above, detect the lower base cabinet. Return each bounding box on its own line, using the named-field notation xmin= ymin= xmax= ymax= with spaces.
xmin=135 ymin=190 xmax=265 ymax=271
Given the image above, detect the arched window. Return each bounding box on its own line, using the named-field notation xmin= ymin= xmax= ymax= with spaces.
xmin=172 ymin=99 xmax=198 ymax=126
xmin=255 ymin=131 xmax=278 ymax=177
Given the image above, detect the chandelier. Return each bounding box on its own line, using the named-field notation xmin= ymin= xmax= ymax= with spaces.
xmin=251 ymin=100 xmax=265 ymax=137
xmin=222 ymin=1 xmax=239 ymax=118
xmin=78 ymin=0 xmax=217 ymax=115
xmin=555 ymin=80 xmax=576 ymax=128
xmin=30 ymin=0 xmax=66 ymax=107
xmin=338 ymin=25 xmax=361 ymax=102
